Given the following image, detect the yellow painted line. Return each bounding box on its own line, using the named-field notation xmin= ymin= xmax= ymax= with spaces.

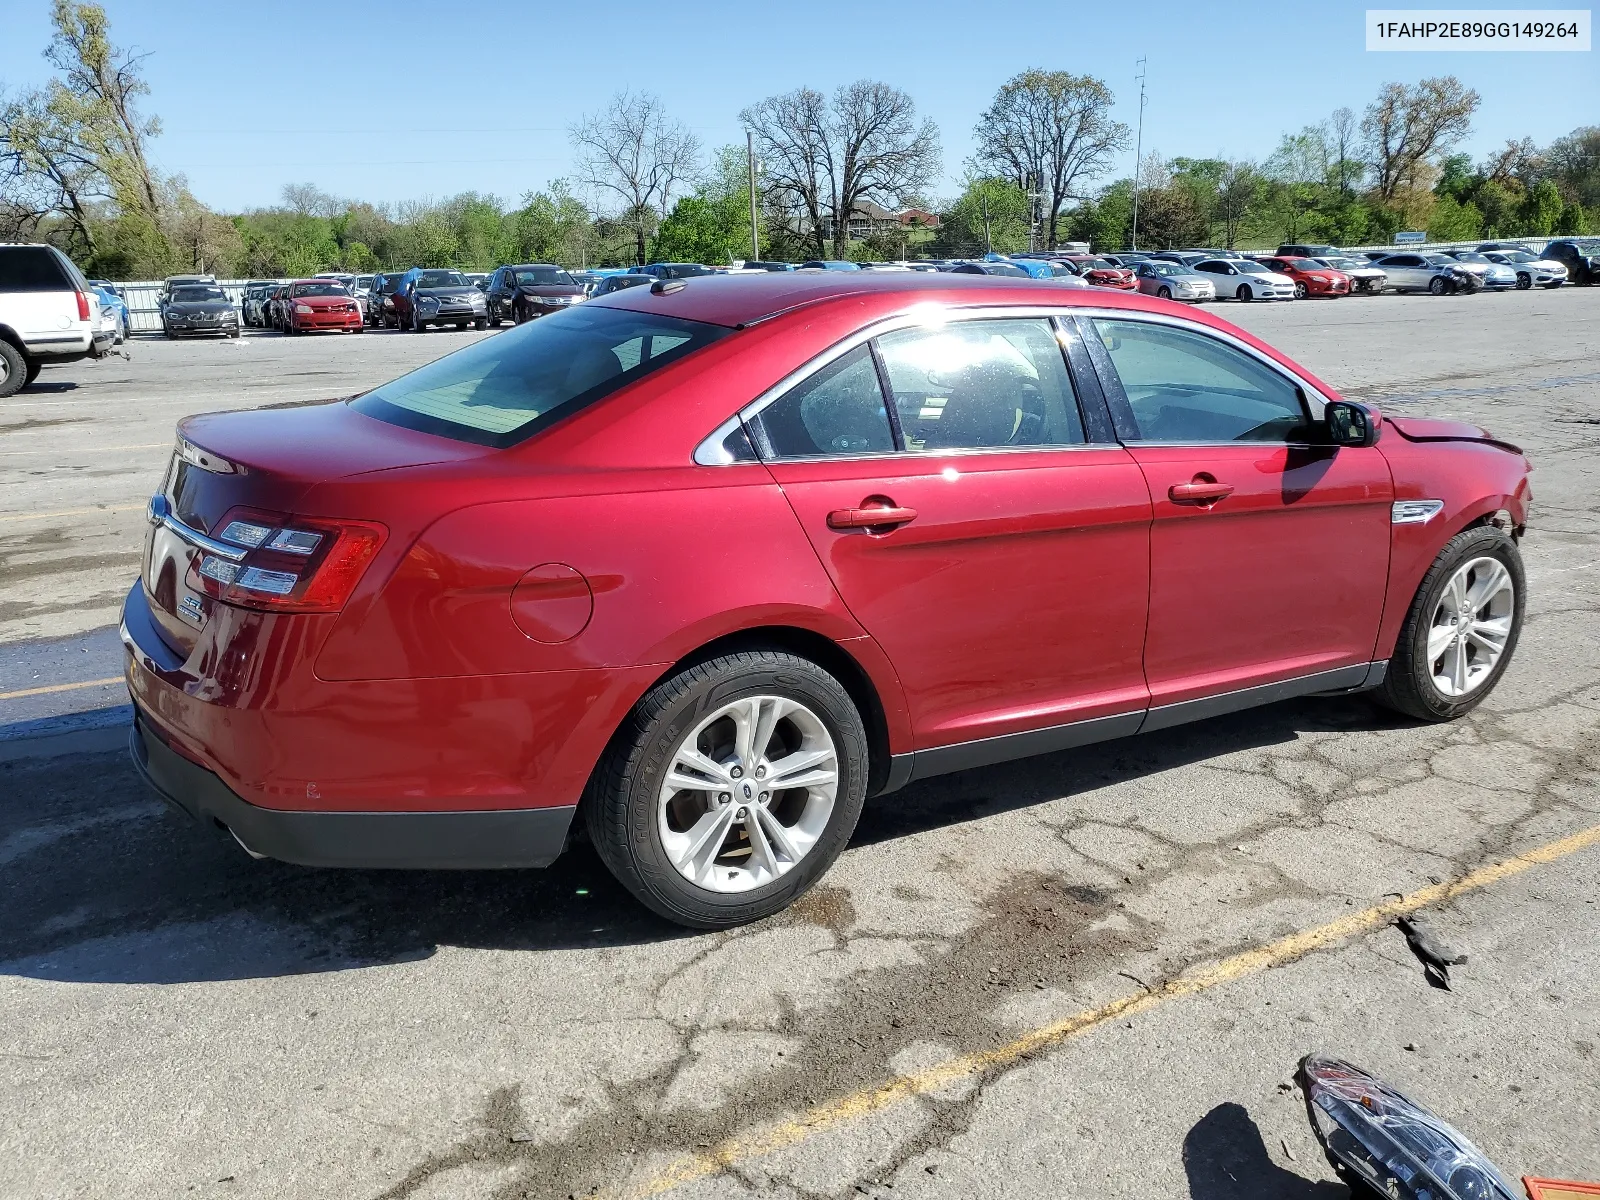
xmin=626 ymin=821 xmax=1600 ymax=1198
xmin=0 ymin=677 xmax=123 ymax=702
xmin=0 ymin=503 xmax=145 ymax=523
xmin=0 ymin=442 xmax=169 ymax=456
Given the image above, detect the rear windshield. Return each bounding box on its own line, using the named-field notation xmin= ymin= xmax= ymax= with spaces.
xmin=0 ymin=246 xmax=74 ymax=291
xmin=351 ymin=305 xmax=730 ymax=448
xmin=514 ymin=268 xmax=574 ymax=285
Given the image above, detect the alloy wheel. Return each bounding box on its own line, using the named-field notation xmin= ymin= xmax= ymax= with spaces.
xmin=656 ymin=695 xmax=839 ymax=894
xmin=1427 ymin=556 xmax=1514 ymax=698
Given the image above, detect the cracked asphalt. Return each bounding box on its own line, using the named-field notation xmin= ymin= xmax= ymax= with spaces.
xmin=2 ymin=293 xmax=1598 ymax=1198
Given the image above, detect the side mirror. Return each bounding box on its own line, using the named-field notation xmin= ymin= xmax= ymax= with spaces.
xmin=1325 ymin=399 xmax=1381 ymax=447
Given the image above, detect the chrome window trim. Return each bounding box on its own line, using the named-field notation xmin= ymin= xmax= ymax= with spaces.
xmin=693 ymin=305 xmax=1102 ymax=467
xmin=690 ymin=302 xmax=1336 ymax=466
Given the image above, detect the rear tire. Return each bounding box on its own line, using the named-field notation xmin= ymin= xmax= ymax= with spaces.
xmin=1377 ymin=526 xmax=1524 ymax=722
xmin=0 ymin=341 xmax=28 ymax=397
xmin=585 ymin=650 xmax=870 ymax=929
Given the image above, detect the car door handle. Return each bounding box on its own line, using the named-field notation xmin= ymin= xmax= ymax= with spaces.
xmin=827 ymin=504 xmax=918 ymax=530
xmin=1169 ymin=481 xmax=1235 ymax=504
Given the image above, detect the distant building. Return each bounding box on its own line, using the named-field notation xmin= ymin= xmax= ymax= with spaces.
xmin=821 ymin=200 xmax=941 ymax=242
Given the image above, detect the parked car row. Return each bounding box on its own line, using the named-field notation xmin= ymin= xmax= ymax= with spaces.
xmin=121 ymin=235 xmax=1600 ymax=348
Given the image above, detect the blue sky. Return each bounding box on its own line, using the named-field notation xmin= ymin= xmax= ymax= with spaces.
xmin=1 ymin=0 xmax=1594 ymax=212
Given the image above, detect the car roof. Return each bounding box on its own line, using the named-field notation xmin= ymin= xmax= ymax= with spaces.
xmin=585 ymin=269 xmax=1203 ymax=329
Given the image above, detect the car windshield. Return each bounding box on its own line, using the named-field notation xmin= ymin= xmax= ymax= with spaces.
xmin=1321 ymin=257 xmax=1361 ymax=269
xmin=1149 ymin=262 xmax=1186 ymax=276
xmin=353 ymin=306 xmax=730 ymax=448
xmin=1080 ymin=258 xmax=1115 ymax=270
xmin=292 ymin=282 xmax=349 ymax=297
xmin=983 ymin=262 xmax=1030 ymax=277
xmin=1493 ymin=251 xmax=1535 ymax=263
xmin=356 ymin=275 xmax=374 ymax=287
xmin=1451 ymin=253 xmax=1490 ymax=263
xmin=513 ymin=268 xmax=575 ymax=286
xmin=416 ymin=270 xmax=467 ymax=288
xmin=172 ymin=286 xmax=227 ymax=302
xmin=1284 ymin=258 xmax=1321 ymax=270
xmin=1570 ymin=241 xmax=1600 ymax=253
xmin=1236 ymin=261 xmax=1271 ymax=274
xmin=1049 ymin=265 xmax=1077 ymax=277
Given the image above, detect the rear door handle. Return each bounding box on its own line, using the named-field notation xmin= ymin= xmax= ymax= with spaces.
xmin=827 ymin=505 xmax=918 ymax=530
xmin=1168 ymin=481 xmax=1235 ymax=504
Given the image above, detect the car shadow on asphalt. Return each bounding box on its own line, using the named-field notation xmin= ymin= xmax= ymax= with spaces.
xmin=1183 ymin=1102 xmax=1347 ymax=1198
xmin=0 ymin=695 xmax=1414 ymax=986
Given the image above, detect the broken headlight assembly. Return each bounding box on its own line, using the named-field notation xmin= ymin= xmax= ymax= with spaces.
xmin=1299 ymin=1056 xmax=1521 ymax=1200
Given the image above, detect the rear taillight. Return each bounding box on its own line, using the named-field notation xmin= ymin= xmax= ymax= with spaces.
xmin=76 ymin=290 xmax=91 ymax=320
xmin=188 ymin=507 xmax=387 ymax=613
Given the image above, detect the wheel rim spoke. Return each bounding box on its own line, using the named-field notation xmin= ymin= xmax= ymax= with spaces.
xmin=764 ymin=746 xmax=836 ymax=790
xmin=1465 ymin=561 xmax=1508 ymax=611
xmin=1467 ymin=618 xmax=1510 ymax=653
xmin=1427 ymin=623 xmax=1456 ymax=662
xmin=674 ymin=806 xmax=736 ymax=878
xmin=744 ymin=808 xmax=782 ymax=879
xmin=755 ymin=806 xmax=803 ymax=865
xmin=671 ymin=746 xmax=730 ymax=789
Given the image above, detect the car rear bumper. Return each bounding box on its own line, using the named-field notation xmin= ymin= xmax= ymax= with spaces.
xmin=130 ymin=712 xmax=575 ymax=868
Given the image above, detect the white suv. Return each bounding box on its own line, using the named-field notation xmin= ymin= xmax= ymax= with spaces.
xmin=0 ymin=243 xmax=114 ymax=397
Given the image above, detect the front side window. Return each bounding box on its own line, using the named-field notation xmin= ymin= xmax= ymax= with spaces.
xmin=877 ymin=320 xmax=1084 ymax=451
xmin=352 ymin=306 xmax=728 ymax=447
xmin=1091 ymin=318 xmax=1313 ymax=444
xmin=747 ymin=345 xmax=893 ymax=459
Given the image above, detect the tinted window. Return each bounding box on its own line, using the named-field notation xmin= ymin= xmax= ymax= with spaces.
xmin=750 ymin=345 xmax=893 ymax=458
xmin=291 ymin=282 xmax=348 ymax=297
xmin=173 ymin=286 xmax=228 ymax=302
xmin=1091 ymin=318 xmax=1312 ymax=444
xmin=353 ymin=306 xmax=728 ymax=448
xmin=0 ymin=246 xmax=73 ymax=291
xmin=877 ymin=320 xmax=1084 ymax=452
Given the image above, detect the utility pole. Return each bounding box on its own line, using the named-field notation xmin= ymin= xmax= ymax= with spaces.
xmin=981 ymin=190 xmax=992 ymax=254
xmin=746 ymin=130 xmax=760 ymax=264
xmin=1130 ymin=58 xmax=1147 ymax=251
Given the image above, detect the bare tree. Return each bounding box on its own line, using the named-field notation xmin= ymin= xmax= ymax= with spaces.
xmin=740 ymin=87 xmax=830 ymax=257
xmin=1480 ymin=136 xmax=1540 ymax=188
xmin=280 ymin=182 xmax=345 ymax=218
xmin=1214 ymin=161 xmax=1261 ymax=249
xmin=744 ymin=80 xmax=939 ymax=259
xmin=973 ymin=70 xmax=1129 ymax=249
xmin=1327 ymin=107 xmax=1363 ymax=198
xmin=570 ymin=91 xmax=699 ymax=265
xmin=1361 ymin=77 xmax=1480 ymax=203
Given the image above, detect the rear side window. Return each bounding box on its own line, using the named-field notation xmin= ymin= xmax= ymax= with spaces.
xmin=877 ymin=320 xmax=1084 ymax=451
xmin=1090 ymin=318 xmax=1313 ymax=444
xmin=748 ymin=345 xmax=893 ymax=458
xmin=352 ymin=306 xmax=728 ymax=447
xmin=0 ymin=247 xmax=73 ymax=291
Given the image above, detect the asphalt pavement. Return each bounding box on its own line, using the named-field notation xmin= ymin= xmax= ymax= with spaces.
xmin=2 ymin=293 xmax=1598 ymax=1198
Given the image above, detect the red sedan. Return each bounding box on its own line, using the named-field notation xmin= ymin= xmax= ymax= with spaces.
xmin=125 ymin=274 xmax=1531 ymax=927
xmin=283 ymin=279 xmax=364 ymax=334
xmin=1061 ymin=255 xmax=1138 ymax=290
xmin=1253 ymin=256 xmax=1352 ymax=299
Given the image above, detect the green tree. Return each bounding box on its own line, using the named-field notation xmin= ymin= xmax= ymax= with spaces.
xmin=1554 ymin=201 xmax=1588 ymax=236
xmin=651 ymin=146 xmax=754 ymax=264
xmin=1427 ymin=193 xmax=1482 ymax=240
xmin=935 ymin=176 xmax=1030 ymax=255
xmin=1518 ymin=179 xmax=1562 ymax=237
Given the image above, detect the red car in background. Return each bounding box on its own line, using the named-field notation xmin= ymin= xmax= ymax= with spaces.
xmin=1061 ymin=255 xmax=1137 ymax=289
xmin=283 ymin=279 xmax=364 ymax=334
xmin=1253 ymin=256 xmax=1352 ymax=299
xmin=125 ymin=273 xmax=1531 ymax=928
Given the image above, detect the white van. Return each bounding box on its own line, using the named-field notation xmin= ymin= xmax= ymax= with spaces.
xmin=0 ymin=243 xmax=114 ymax=396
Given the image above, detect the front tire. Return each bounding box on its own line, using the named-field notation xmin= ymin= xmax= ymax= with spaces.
xmin=1237 ymin=284 xmax=1253 ymax=302
xmin=1294 ymin=281 xmax=1308 ymax=299
xmin=1157 ymin=285 xmax=1172 ymax=300
xmin=586 ymin=650 xmax=870 ymax=929
xmin=1515 ymin=272 xmax=1532 ymax=290
xmin=473 ymin=317 xmax=487 ymax=331
xmin=1378 ymin=526 xmax=1524 ymax=722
